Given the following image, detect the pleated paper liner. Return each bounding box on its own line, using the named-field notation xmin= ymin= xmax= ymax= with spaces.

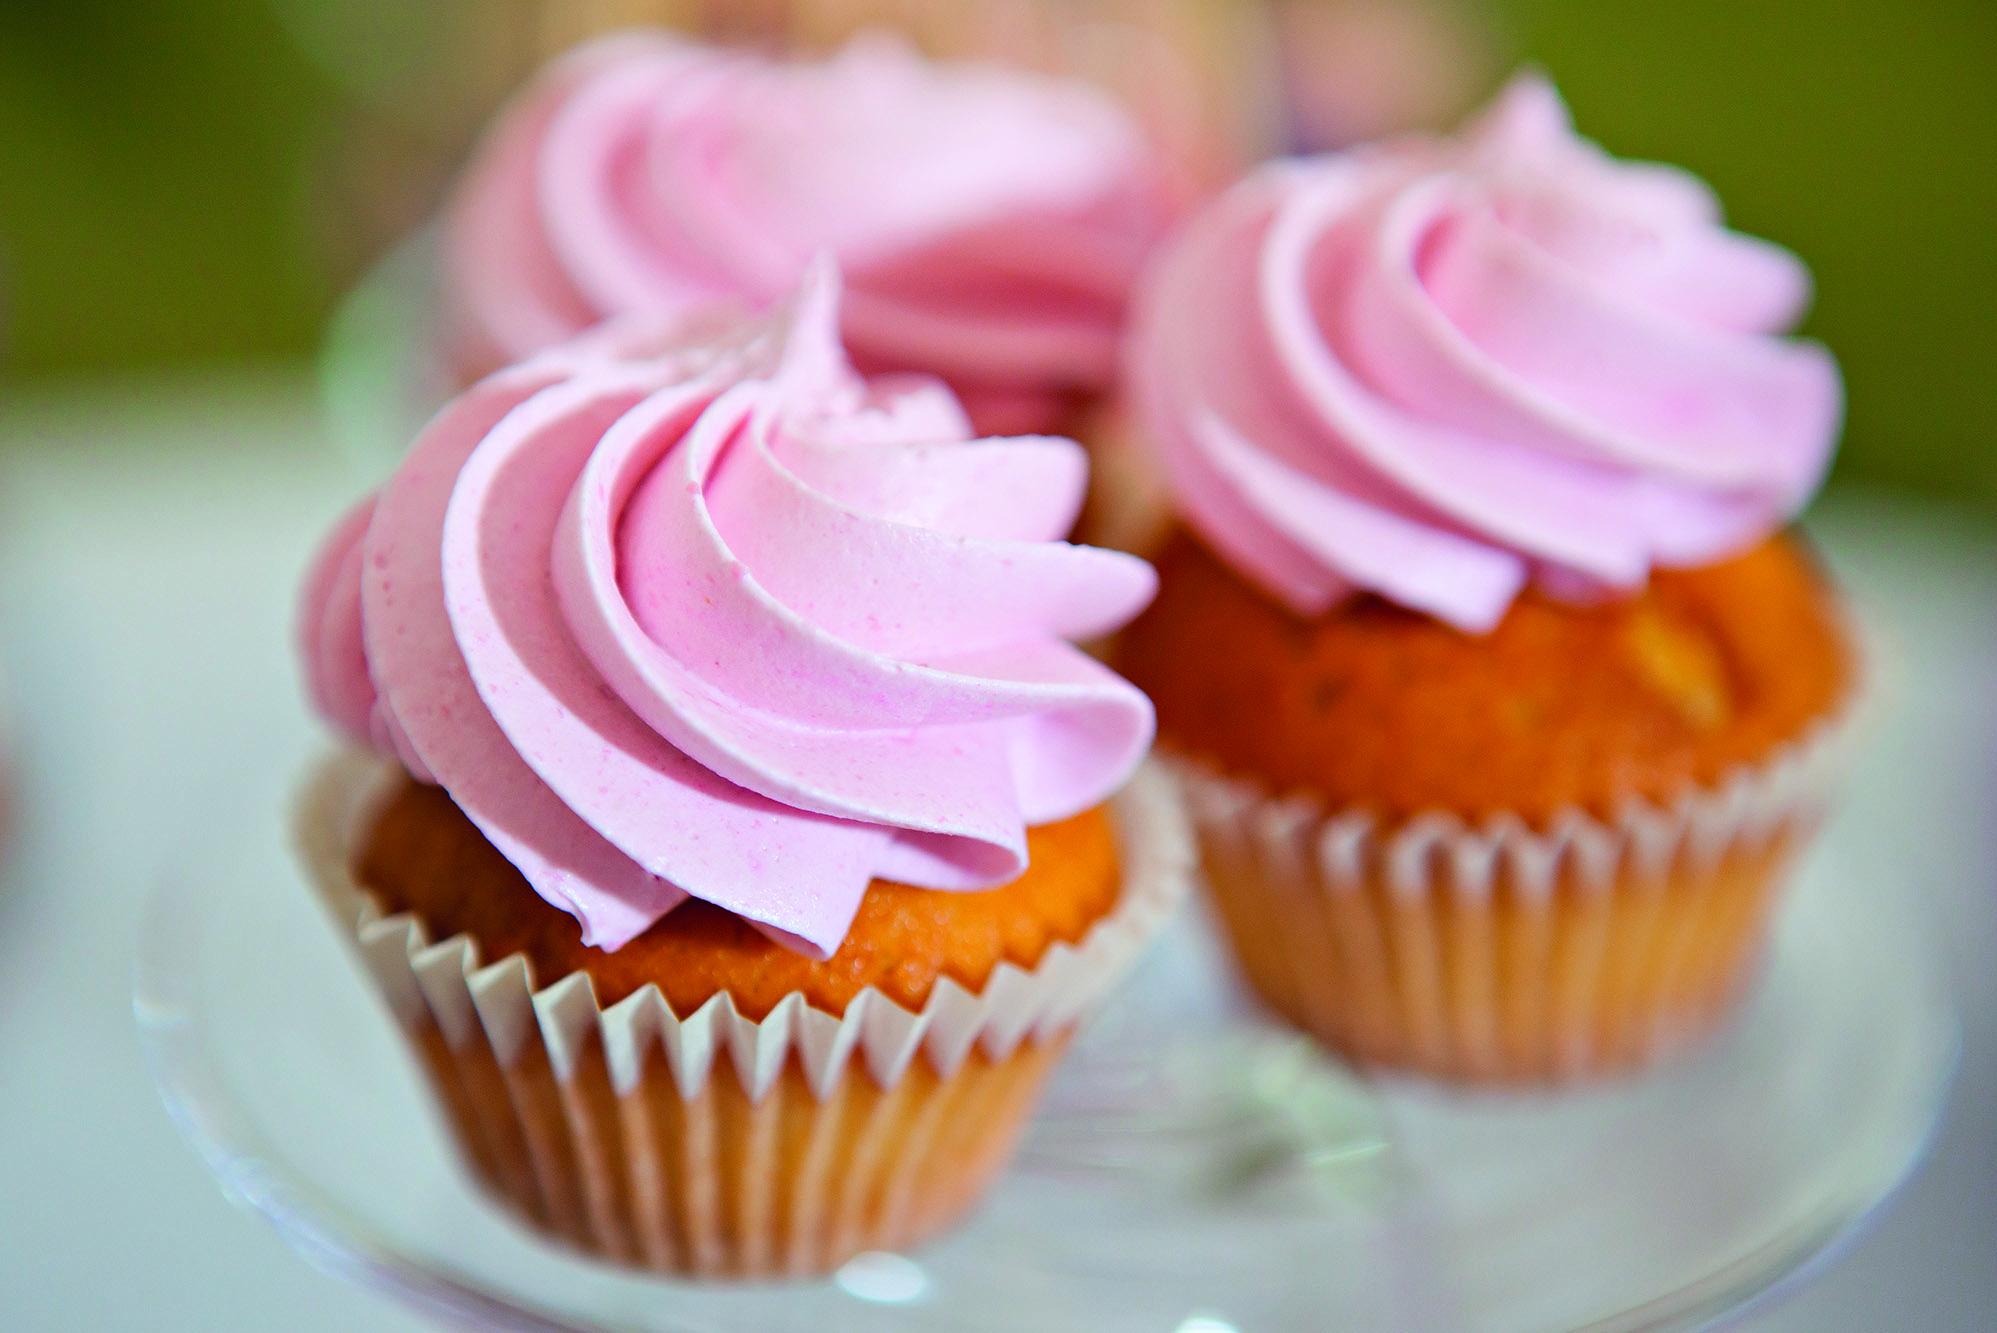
xmin=1172 ymin=708 xmax=1857 ymax=1086
xmin=297 ymin=753 xmax=1191 ymax=1278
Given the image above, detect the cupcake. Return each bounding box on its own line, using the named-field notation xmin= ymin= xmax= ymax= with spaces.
xmin=295 ymin=268 xmax=1186 ymax=1275
xmin=1115 ymin=76 xmax=1856 ymax=1084
xmin=499 ymin=0 xmax=1280 ymax=196
xmin=441 ymin=30 xmax=1176 ymax=440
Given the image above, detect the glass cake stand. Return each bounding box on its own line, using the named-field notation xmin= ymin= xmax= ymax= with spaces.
xmin=136 ymin=794 xmax=1956 ymax=1333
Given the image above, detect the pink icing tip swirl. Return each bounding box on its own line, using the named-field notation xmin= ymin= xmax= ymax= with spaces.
xmin=445 ymin=30 xmax=1174 ymax=435
xmin=1130 ymin=74 xmax=1843 ymax=632
xmin=299 ymin=268 xmax=1157 ymax=957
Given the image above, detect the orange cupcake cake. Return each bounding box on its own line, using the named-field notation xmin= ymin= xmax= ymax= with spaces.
xmin=1116 ymin=76 xmax=1857 ymax=1083
xmin=353 ymin=777 xmax=1126 ymax=1022
xmin=295 ymin=272 xmax=1185 ymax=1276
xmin=1125 ymin=532 xmax=1851 ymax=825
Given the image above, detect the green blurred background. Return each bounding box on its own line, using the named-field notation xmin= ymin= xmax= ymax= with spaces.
xmin=0 ymin=0 xmax=1991 ymax=511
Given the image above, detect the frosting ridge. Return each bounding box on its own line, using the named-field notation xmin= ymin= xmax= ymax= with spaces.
xmin=445 ymin=31 xmax=1173 ymax=434
xmin=1129 ymin=74 xmax=1842 ymax=631
xmin=301 ymin=269 xmax=1156 ymax=955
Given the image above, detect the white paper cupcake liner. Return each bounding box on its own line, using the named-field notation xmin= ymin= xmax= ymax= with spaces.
xmin=1170 ymin=707 xmax=1858 ymax=1083
xmin=296 ymin=752 xmax=1191 ymax=1274
xmin=300 ymin=751 xmax=1192 ymax=1101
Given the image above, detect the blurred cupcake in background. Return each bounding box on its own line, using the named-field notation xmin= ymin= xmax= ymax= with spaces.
xmin=294 ymin=1 xmax=1283 ymax=542
xmin=506 ymin=0 xmax=1281 ymax=195
xmin=296 ymin=269 xmax=1187 ymax=1275
xmin=441 ymin=30 xmax=1178 ymax=440
xmin=1115 ymin=76 xmax=1858 ymax=1084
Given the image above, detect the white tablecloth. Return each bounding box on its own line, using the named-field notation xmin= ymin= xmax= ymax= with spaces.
xmin=1 ymin=372 xmax=1991 ymax=1331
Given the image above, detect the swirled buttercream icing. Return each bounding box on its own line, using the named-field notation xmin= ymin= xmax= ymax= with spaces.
xmin=444 ymin=30 xmax=1173 ymax=434
xmin=300 ymin=269 xmax=1157 ymax=956
xmin=1129 ymin=74 xmax=1842 ymax=632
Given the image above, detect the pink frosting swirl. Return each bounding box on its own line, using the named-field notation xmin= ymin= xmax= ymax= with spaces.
xmin=300 ymin=270 xmax=1156 ymax=956
xmin=445 ymin=31 xmax=1173 ymax=435
xmin=1130 ymin=75 xmax=1842 ymax=632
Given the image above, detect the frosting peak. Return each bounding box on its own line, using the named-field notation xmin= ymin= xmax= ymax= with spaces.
xmin=1130 ymin=73 xmax=1842 ymax=631
xmin=446 ymin=31 xmax=1174 ymax=434
xmin=301 ymin=269 xmax=1156 ymax=956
